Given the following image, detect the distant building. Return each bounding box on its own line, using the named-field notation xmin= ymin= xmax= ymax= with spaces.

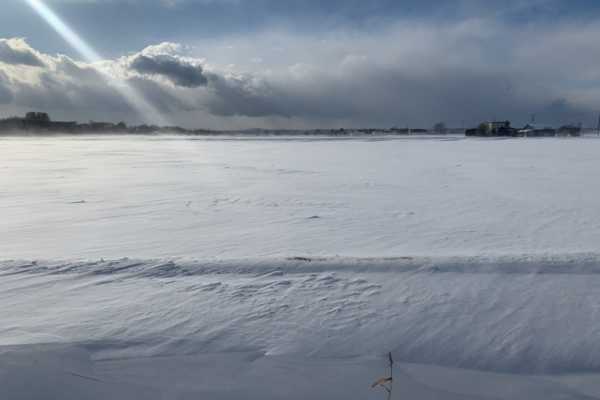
xmin=23 ymin=112 xmax=52 ymax=129
xmin=51 ymin=121 xmax=78 ymax=132
xmin=0 ymin=117 xmax=26 ymax=131
xmin=518 ymin=124 xmax=556 ymax=137
xmin=0 ymin=113 xmax=77 ymax=133
xmin=25 ymin=112 xmax=50 ymax=123
xmin=557 ymin=125 xmax=582 ymax=137
xmin=466 ymin=121 xmax=517 ymax=137
xmin=88 ymin=121 xmax=116 ymax=131
xmin=0 ymin=112 xmax=140 ymax=135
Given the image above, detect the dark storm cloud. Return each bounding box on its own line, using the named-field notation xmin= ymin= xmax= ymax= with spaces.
xmin=202 ymin=65 xmax=570 ymax=127
xmin=203 ymin=73 xmax=293 ymax=118
xmin=130 ymin=55 xmax=208 ymax=88
xmin=0 ymin=39 xmax=45 ymax=67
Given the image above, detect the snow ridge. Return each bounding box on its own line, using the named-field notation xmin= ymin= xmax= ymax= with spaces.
xmin=4 ymin=253 xmax=600 ymax=277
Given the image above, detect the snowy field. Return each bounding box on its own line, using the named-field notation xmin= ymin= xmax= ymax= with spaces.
xmin=3 ymin=135 xmax=600 ymax=399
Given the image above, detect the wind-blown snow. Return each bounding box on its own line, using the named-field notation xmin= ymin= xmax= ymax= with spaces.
xmin=3 ymin=255 xmax=600 ymax=399
xmin=2 ymin=135 xmax=600 ymax=259
xmin=3 ymin=135 xmax=600 ymax=399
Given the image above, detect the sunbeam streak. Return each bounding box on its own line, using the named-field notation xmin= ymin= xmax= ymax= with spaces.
xmin=24 ymin=0 xmax=169 ymax=126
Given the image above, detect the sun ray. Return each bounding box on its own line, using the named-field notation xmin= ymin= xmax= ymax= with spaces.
xmin=24 ymin=0 xmax=169 ymax=126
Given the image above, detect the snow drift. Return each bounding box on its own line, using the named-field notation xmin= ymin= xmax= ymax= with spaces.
xmin=3 ymin=255 xmax=600 ymax=375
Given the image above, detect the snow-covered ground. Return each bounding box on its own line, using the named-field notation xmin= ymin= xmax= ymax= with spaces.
xmin=3 ymin=135 xmax=600 ymax=259
xmin=3 ymin=135 xmax=600 ymax=399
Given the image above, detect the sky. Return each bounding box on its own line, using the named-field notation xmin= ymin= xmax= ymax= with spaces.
xmin=0 ymin=0 xmax=600 ymax=129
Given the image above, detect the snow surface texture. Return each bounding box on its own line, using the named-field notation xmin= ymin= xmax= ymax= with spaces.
xmin=3 ymin=135 xmax=600 ymax=399
xmin=3 ymin=135 xmax=600 ymax=259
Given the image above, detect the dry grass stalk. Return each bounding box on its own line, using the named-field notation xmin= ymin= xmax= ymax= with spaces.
xmin=371 ymin=352 xmax=394 ymax=399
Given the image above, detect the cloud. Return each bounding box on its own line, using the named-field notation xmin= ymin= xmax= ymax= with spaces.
xmin=184 ymin=21 xmax=600 ymax=126
xmin=1 ymin=18 xmax=600 ymax=130
xmin=203 ymin=72 xmax=290 ymax=117
xmin=130 ymin=54 xmax=208 ymax=88
xmin=0 ymin=38 xmax=46 ymax=67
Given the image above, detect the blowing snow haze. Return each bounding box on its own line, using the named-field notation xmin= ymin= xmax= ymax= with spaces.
xmin=0 ymin=0 xmax=599 ymax=129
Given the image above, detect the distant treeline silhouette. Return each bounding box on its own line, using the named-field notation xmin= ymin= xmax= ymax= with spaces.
xmin=0 ymin=112 xmax=590 ymax=137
